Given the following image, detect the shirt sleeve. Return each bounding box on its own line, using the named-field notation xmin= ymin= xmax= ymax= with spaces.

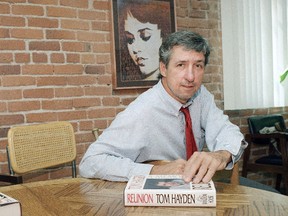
xmin=199 ymin=86 xmax=247 ymax=166
xmin=79 ymin=146 xmax=153 ymax=181
xmin=79 ymin=105 xmax=154 ymax=182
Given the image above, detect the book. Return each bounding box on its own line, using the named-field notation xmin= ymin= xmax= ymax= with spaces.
xmin=0 ymin=192 xmax=22 ymax=216
xmin=124 ymin=175 xmax=216 ymax=207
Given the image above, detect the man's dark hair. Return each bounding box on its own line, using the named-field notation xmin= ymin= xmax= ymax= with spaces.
xmin=159 ymin=30 xmax=211 ymax=69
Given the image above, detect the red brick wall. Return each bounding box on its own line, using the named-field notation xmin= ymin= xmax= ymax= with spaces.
xmin=0 ymin=0 xmax=287 ymax=183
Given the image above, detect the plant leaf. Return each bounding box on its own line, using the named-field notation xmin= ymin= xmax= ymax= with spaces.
xmin=280 ymin=69 xmax=288 ymax=83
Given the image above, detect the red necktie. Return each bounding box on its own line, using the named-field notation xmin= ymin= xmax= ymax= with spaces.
xmin=180 ymin=107 xmax=198 ymax=159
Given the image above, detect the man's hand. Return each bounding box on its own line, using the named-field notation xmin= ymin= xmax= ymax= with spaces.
xmin=149 ymin=159 xmax=187 ymax=175
xmin=183 ymin=150 xmax=232 ymax=183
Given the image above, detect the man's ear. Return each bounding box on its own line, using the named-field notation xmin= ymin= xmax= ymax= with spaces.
xmin=159 ymin=62 xmax=167 ymax=77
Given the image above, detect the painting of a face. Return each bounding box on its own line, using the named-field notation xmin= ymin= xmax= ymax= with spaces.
xmin=124 ymin=11 xmax=162 ymax=79
xmin=112 ymin=0 xmax=175 ymax=89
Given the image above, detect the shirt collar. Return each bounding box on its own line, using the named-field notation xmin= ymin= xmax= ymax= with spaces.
xmin=155 ymin=80 xmax=202 ymax=115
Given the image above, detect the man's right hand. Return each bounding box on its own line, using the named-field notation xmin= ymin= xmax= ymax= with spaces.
xmin=149 ymin=159 xmax=187 ymax=175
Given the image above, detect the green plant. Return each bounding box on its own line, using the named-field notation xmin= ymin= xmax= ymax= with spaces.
xmin=280 ymin=68 xmax=288 ymax=83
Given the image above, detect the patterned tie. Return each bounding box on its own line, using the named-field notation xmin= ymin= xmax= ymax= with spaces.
xmin=180 ymin=107 xmax=198 ymax=159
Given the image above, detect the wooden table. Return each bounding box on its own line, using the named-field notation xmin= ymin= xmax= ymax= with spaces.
xmin=1 ymin=178 xmax=288 ymax=216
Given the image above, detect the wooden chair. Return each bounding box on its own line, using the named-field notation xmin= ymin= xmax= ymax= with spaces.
xmin=242 ymin=114 xmax=288 ymax=194
xmin=0 ymin=121 xmax=77 ymax=184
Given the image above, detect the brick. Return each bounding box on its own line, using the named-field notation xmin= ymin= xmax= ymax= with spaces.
xmin=0 ymin=40 xmax=25 ymax=50
xmin=81 ymin=54 xmax=95 ymax=64
xmin=75 ymin=132 xmax=94 ymax=144
xmin=96 ymin=54 xmax=110 ymax=64
xmin=36 ymin=76 xmax=67 ymax=86
xmin=92 ymin=43 xmax=111 ymax=53
xmin=97 ymin=75 xmax=112 ymax=85
xmin=0 ymin=53 xmax=13 ymax=63
xmin=12 ymin=5 xmax=44 ymax=16
xmin=66 ymin=75 xmax=97 ymax=86
xmin=79 ymin=120 xmax=93 ymax=131
xmin=8 ymin=101 xmax=41 ymax=112
xmin=91 ymin=21 xmax=110 ymax=32
xmin=22 ymin=65 xmax=54 ymax=75
xmin=11 ymin=28 xmax=43 ymax=39
xmin=66 ymin=53 xmax=80 ymax=63
xmin=46 ymin=29 xmax=76 ymax=40
xmin=79 ymin=10 xmax=100 ymax=20
xmin=61 ymin=19 xmax=90 ymax=30
xmin=32 ymin=52 xmax=48 ymax=63
xmin=29 ymin=41 xmax=60 ymax=51
xmin=0 ymin=3 xmax=10 ymax=14
xmin=0 ymin=28 xmax=10 ymax=38
xmin=26 ymin=112 xmax=57 ymax=123
xmin=57 ymin=110 xmax=86 ymax=121
xmin=62 ymin=42 xmax=90 ymax=52
xmin=28 ymin=17 xmax=59 ymax=28
xmin=60 ymin=0 xmax=88 ymax=8
xmin=93 ymin=1 xmax=110 ymax=10
xmin=93 ymin=119 xmax=107 ymax=131
xmin=47 ymin=6 xmax=77 ymax=18
xmin=0 ymin=0 xmax=25 ymax=3
xmin=0 ymin=89 xmax=22 ymax=100
xmin=0 ymin=102 xmax=7 ymax=112
xmin=84 ymin=86 xmax=111 ymax=96
xmin=77 ymin=32 xmax=105 ymax=42
xmin=53 ymin=65 xmax=84 ymax=75
xmin=28 ymin=0 xmax=58 ymax=5
xmin=55 ymin=87 xmax=84 ymax=97
xmin=2 ymin=76 xmax=35 ymax=87
xmin=121 ymin=97 xmax=137 ymax=106
xmin=42 ymin=99 xmax=73 ymax=110
xmin=23 ymin=88 xmax=54 ymax=99
xmin=72 ymin=98 xmax=101 ymax=108
xmin=88 ymin=108 xmax=115 ymax=119
xmin=0 ymin=151 xmax=8 ymax=163
xmin=102 ymin=97 xmax=120 ymax=106
xmin=0 ymin=114 xmax=24 ymax=126
xmin=15 ymin=53 xmax=31 ymax=63
xmin=0 ymin=65 xmax=20 ymax=75
xmin=0 ymin=16 xmax=25 ymax=27
xmin=51 ymin=53 xmax=65 ymax=63
xmin=85 ymin=65 xmax=105 ymax=75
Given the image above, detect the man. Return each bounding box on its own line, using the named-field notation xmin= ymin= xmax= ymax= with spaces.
xmin=79 ymin=30 xmax=247 ymax=183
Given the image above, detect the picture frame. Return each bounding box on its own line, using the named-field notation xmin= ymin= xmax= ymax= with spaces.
xmin=111 ymin=0 xmax=176 ymax=89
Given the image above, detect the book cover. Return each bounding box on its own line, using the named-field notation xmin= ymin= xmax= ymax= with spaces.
xmin=0 ymin=192 xmax=22 ymax=216
xmin=124 ymin=175 xmax=216 ymax=207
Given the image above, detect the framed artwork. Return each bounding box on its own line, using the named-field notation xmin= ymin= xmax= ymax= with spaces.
xmin=111 ymin=0 xmax=176 ymax=89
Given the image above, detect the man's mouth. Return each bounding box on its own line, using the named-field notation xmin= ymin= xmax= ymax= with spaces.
xmin=182 ymin=85 xmax=194 ymax=89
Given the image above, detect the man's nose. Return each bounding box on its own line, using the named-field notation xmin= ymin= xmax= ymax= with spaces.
xmin=185 ymin=65 xmax=195 ymax=82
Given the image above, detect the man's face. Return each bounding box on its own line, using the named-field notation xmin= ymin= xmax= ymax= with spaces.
xmin=160 ymin=46 xmax=205 ymax=104
xmin=124 ymin=12 xmax=162 ymax=75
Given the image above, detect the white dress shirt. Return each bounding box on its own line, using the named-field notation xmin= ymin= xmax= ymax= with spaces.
xmin=79 ymin=80 xmax=247 ymax=181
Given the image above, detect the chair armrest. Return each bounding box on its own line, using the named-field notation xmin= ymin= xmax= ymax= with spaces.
xmin=247 ymin=133 xmax=288 ymax=139
xmin=246 ymin=133 xmax=288 ymax=166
